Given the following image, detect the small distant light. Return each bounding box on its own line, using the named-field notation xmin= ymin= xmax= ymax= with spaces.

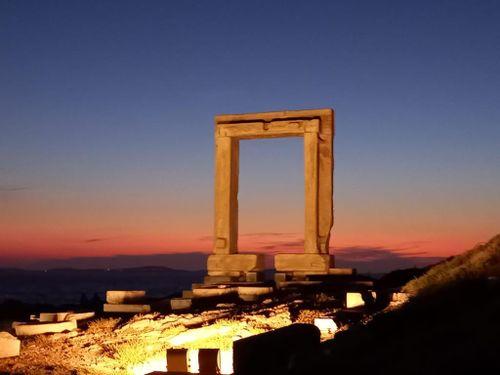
xmin=314 ymin=318 xmax=338 ymax=335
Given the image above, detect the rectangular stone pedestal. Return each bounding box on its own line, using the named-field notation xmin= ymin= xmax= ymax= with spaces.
xmin=207 ymin=254 xmax=265 ymax=276
xmin=274 ymin=254 xmax=334 ymax=274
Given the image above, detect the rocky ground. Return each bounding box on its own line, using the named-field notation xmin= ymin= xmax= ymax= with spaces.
xmin=0 ymin=291 xmax=375 ymax=375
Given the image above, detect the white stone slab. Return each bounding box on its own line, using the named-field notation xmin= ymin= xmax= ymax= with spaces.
xmin=192 ymin=287 xmax=237 ymax=298
xmin=14 ymin=320 xmax=77 ymax=336
xmin=0 ymin=332 xmax=20 ymax=358
xmin=346 ymin=292 xmax=365 ymax=308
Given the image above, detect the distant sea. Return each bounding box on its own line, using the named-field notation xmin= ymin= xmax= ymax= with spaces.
xmin=0 ymin=267 xmax=205 ymax=305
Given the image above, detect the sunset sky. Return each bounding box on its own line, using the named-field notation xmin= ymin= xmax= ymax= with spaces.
xmin=1 ymin=0 xmax=499 ymax=271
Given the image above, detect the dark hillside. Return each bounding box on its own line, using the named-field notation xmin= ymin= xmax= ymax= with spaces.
xmin=291 ymin=234 xmax=500 ymax=375
xmin=293 ymin=279 xmax=500 ymax=375
xmin=404 ymin=233 xmax=500 ymax=295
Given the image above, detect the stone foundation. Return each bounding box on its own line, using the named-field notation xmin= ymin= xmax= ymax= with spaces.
xmin=275 ymin=254 xmax=334 ymax=273
xmin=207 ymin=254 xmax=265 ymax=277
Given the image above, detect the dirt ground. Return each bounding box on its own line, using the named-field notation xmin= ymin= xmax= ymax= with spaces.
xmin=0 ymin=295 xmax=352 ymax=375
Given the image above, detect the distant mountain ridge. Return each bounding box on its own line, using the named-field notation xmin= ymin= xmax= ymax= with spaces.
xmin=0 ymin=252 xmax=210 ymax=271
xmin=0 ymin=267 xmax=205 ymax=305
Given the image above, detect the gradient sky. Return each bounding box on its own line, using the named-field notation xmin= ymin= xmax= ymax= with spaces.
xmin=1 ymin=0 xmax=499 ymax=270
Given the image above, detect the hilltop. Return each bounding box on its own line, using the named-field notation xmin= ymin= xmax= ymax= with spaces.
xmin=404 ymin=233 xmax=500 ymax=295
xmin=295 ymin=233 xmax=500 ymax=375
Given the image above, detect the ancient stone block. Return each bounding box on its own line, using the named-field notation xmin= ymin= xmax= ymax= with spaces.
xmin=14 ymin=320 xmax=77 ymax=336
xmin=192 ymin=287 xmax=237 ymax=298
xmin=38 ymin=312 xmax=58 ymax=322
xmin=182 ymin=290 xmax=194 ymax=298
xmin=66 ymin=312 xmax=95 ymax=321
xmin=245 ymin=271 xmax=263 ymax=282
xmin=274 ymin=272 xmax=288 ymax=282
xmin=170 ymin=298 xmax=192 ymax=311
xmin=39 ymin=312 xmax=73 ymax=322
xmin=346 ymin=292 xmax=365 ymax=308
xmin=207 ymin=254 xmax=265 ymax=273
xmin=314 ymin=318 xmax=338 ymax=336
xmin=391 ymin=292 xmax=409 ymax=303
xmin=237 ymin=286 xmax=273 ymax=296
xmin=35 ymin=311 xmax=94 ymax=322
xmin=275 ymin=254 xmax=333 ymax=273
xmin=106 ymin=290 xmax=146 ymax=304
xmin=328 ymin=267 xmax=356 ymax=276
xmin=103 ymin=303 xmax=151 ymax=313
xmin=0 ymin=332 xmax=20 ymax=358
xmin=204 ymin=275 xmax=241 ymax=284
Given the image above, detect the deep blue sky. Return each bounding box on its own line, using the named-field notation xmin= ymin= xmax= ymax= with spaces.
xmin=1 ymin=0 xmax=499 ymax=267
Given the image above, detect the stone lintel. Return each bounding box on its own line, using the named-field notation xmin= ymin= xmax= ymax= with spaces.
xmin=274 ymin=254 xmax=334 ymax=273
xmin=207 ymin=254 xmax=265 ymax=274
xmin=215 ymin=108 xmax=334 ymax=135
xmin=217 ymin=119 xmax=319 ymax=139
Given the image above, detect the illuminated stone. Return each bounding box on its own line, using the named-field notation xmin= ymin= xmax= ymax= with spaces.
xmin=182 ymin=290 xmax=194 ymax=298
xmin=103 ymin=303 xmax=151 ymax=313
xmin=187 ymin=349 xmax=199 ymax=373
xmin=238 ymin=286 xmax=273 ymax=297
xmin=106 ymin=290 xmax=146 ymax=304
xmin=391 ymin=292 xmax=409 ymax=303
xmin=328 ymin=267 xmax=356 ymax=275
xmin=207 ymin=254 xmax=265 ymax=275
xmin=32 ymin=311 xmax=95 ymax=322
xmin=0 ymin=332 xmax=20 ymax=358
xmin=66 ymin=312 xmax=95 ymax=321
xmin=14 ymin=320 xmax=77 ymax=336
xmin=170 ymin=298 xmax=192 ymax=311
xmin=314 ymin=318 xmax=338 ymax=335
xmin=218 ymin=349 xmax=234 ymax=375
xmin=346 ymin=292 xmax=365 ymax=308
xmin=192 ymin=286 xmax=237 ymax=298
xmin=275 ymin=254 xmax=333 ymax=273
